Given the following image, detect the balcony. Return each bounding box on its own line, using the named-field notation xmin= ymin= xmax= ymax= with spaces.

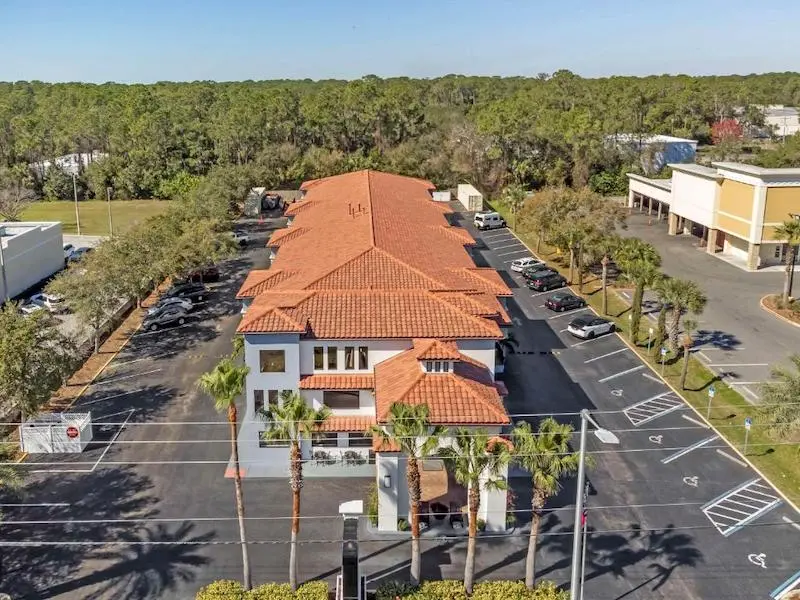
xmin=304 ymin=446 xmax=374 ymax=478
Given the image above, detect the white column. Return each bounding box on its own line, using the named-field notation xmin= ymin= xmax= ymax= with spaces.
xmin=479 ymin=464 xmax=509 ymax=532
xmin=627 ymin=188 xmax=635 ymax=208
xmin=377 ymin=454 xmax=401 ymax=531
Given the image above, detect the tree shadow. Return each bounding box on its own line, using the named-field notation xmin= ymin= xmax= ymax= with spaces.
xmin=692 ymin=329 xmax=742 ymax=351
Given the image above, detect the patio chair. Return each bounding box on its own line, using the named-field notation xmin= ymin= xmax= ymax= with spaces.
xmin=449 ymin=502 xmax=464 ymax=529
xmin=419 ymin=501 xmax=431 ymax=530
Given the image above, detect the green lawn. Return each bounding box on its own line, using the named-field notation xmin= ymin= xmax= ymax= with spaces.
xmin=489 ymin=200 xmax=800 ymax=506
xmin=22 ymin=200 xmax=172 ymax=235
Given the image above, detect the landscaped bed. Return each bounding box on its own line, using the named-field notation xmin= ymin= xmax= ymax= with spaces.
xmin=761 ymin=294 xmax=800 ymax=327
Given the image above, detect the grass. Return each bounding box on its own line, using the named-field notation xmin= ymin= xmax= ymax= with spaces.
xmin=489 ymin=200 xmax=800 ymax=506
xmin=22 ymin=200 xmax=172 ymax=235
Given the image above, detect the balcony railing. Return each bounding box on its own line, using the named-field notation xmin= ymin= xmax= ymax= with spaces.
xmin=305 ymin=447 xmax=374 ymax=478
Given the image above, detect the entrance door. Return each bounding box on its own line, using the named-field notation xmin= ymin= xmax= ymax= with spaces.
xmin=716 ymin=231 xmax=726 ymax=252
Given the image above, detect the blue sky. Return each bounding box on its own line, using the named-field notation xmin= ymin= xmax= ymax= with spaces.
xmin=2 ymin=0 xmax=799 ymax=82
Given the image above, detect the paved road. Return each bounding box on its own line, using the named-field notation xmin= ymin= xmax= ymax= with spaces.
xmin=620 ymin=213 xmax=800 ymax=402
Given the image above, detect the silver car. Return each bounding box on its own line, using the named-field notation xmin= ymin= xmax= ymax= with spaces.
xmin=148 ymin=296 xmax=193 ymax=315
xmin=567 ymin=316 xmax=615 ymax=339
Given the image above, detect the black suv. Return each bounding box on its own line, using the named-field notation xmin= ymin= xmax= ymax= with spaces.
xmin=177 ymin=266 xmax=220 ymax=284
xmin=526 ymin=272 xmax=567 ymax=292
xmin=163 ymin=282 xmax=209 ymax=302
xmin=141 ymin=306 xmax=189 ymax=331
xmin=522 ymin=265 xmax=555 ymax=280
xmin=545 ymin=292 xmax=586 ymax=312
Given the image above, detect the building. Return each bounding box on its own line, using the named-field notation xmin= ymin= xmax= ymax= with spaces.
xmin=608 ymin=134 xmax=698 ymax=174
xmin=0 ymin=222 xmax=64 ymax=301
xmin=236 ymin=170 xmax=513 ymax=532
xmin=30 ymin=151 xmax=107 ymax=177
xmin=456 ymin=183 xmax=484 ymax=212
xmin=762 ymin=105 xmax=800 ymax=139
xmin=627 ymin=162 xmax=800 ymax=270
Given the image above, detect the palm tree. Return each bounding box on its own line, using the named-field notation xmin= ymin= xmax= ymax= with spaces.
xmin=501 ymin=184 xmax=526 ymax=231
xmin=662 ymin=278 xmax=707 ymax=354
xmin=512 ymin=419 xmax=580 ymax=589
xmin=679 ymin=318 xmax=698 ymax=390
xmin=652 ymin=275 xmax=670 ymax=356
xmin=586 ymin=233 xmax=621 ymax=315
xmin=615 ymin=238 xmax=662 ymax=342
xmin=197 ymin=357 xmax=251 ymax=590
xmin=371 ymin=403 xmax=444 ymax=586
xmin=758 ymin=354 xmax=800 ymax=440
xmin=773 ymin=219 xmax=800 ymax=305
xmin=262 ymin=391 xmax=330 ymax=591
xmin=439 ymin=428 xmax=510 ymax=594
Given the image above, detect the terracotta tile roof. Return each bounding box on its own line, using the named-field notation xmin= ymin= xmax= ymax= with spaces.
xmin=237 ymin=269 xmax=297 ymax=298
xmin=267 ymin=227 xmax=308 ymax=247
xmin=317 ymin=415 xmax=376 ymax=432
xmin=299 ymin=374 xmax=375 ymax=389
xmin=374 ymin=346 xmax=509 ymax=425
xmin=283 ymin=200 xmax=314 ymax=217
xmin=372 ymin=435 xmax=401 ymax=452
xmin=432 ymin=225 xmax=476 ymax=246
xmin=413 ymin=339 xmax=461 ymax=360
xmin=307 ymin=247 xmax=441 ymax=290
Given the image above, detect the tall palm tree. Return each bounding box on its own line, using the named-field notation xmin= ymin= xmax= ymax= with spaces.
xmin=773 ymin=219 xmax=800 ymax=305
xmin=615 ymin=238 xmax=662 ymax=342
xmin=197 ymin=357 xmax=251 ymax=590
xmin=511 ymin=419 xmax=580 ymax=589
xmin=679 ymin=318 xmax=698 ymax=390
xmin=758 ymin=354 xmax=800 ymax=440
xmin=501 ymin=184 xmax=526 ymax=231
xmin=662 ymin=278 xmax=707 ymax=353
xmin=439 ymin=428 xmax=510 ymax=594
xmin=371 ymin=403 xmax=444 ymax=586
xmin=262 ymin=391 xmax=330 ymax=591
xmin=651 ymin=275 xmax=670 ymax=356
xmin=586 ymin=233 xmax=621 ymax=315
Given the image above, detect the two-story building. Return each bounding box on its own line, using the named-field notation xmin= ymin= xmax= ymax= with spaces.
xmin=235 ymin=170 xmax=514 ymax=531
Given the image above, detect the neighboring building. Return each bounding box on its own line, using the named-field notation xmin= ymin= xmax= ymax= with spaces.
xmin=608 ymin=134 xmax=698 ymax=174
xmin=0 ymin=222 xmax=63 ymax=301
xmin=31 ymin=151 xmax=107 ymax=177
xmin=236 ymin=170 xmax=513 ymax=532
xmin=432 ymin=190 xmax=452 ymax=202
xmin=627 ymin=162 xmax=800 ymax=270
xmin=456 ymin=183 xmax=484 ymax=212
xmin=761 ymin=105 xmax=800 ymax=138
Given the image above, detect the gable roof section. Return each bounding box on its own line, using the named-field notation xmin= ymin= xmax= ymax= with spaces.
xmin=237 ymin=269 xmax=297 ymax=298
xmin=413 ymin=339 xmax=461 ymax=360
xmin=299 ymin=374 xmax=375 ymax=389
xmin=307 ymin=247 xmax=443 ymax=290
xmin=267 ymin=227 xmax=308 ymax=247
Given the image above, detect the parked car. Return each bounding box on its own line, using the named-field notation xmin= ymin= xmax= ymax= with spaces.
xmin=67 ymin=247 xmax=93 ymax=263
xmin=473 ymin=212 xmax=506 ymax=231
xmin=147 ymin=296 xmax=193 ymax=316
xmin=63 ymin=244 xmax=75 ymax=261
xmin=230 ymin=230 xmax=250 ymax=247
xmin=521 ymin=264 xmax=553 ymax=279
xmin=545 ymin=292 xmax=587 ymax=312
xmin=567 ymin=316 xmax=615 ymax=339
xmin=19 ymin=301 xmax=44 ymax=316
xmin=510 ymin=257 xmax=545 ymax=273
xmin=526 ymin=271 xmax=567 ymax=292
xmin=181 ymin=265 xmax=220 ymax=284
xmin=29 ymin=292 xmax=67 ymax=314
xmin=162 ymin=282 xmax=208 ymax=302
xmin=142 ymin=306 xmax=189 ymax=331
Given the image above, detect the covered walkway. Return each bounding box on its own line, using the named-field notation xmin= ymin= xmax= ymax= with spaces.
xmin=626 ymin=173 xmax=671 ymax=222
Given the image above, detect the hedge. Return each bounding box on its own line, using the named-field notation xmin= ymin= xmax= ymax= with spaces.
xmin=195 ymin=581 xmax=328 ymax=600
xmin=375 ymin=580 xmax=567 ymax=600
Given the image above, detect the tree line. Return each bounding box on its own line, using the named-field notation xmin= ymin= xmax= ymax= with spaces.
xmin=1 ymin=71 xmax=800 ymax=204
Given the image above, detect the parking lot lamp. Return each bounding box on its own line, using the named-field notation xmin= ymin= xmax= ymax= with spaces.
xmin=788 ymin=213 xmax=799 ymax=299
xmin=570 ymin=410 xmax=620 ymax=600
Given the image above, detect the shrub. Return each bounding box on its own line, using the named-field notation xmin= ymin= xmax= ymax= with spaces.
xmin=375 ymin=579 xmax=566 ymax=599
xmin=366 ymin=482 xmax=379 ymax=526
xmin=249 ymin=583 xmax=293 ymax=599
xmin=195 ymin=579 xmax=247 ymax=599
xmin=397 ymin=518 xmax=410 ymax=531
xmin=476 ymin=518 xmax=486 ymax=532
xmin=411 ymin=581 xmax=467 ymax=600
xmin=472 ymin=580 xmax=567 ymax=599
xmin=294 ymin=582 xmax=329 ymax=600
xmin=375 ymin=580 xmax=417 ymax=600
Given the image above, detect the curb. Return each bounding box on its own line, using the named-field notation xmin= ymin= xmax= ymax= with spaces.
xmin=502 ymin=226 xmax=800 ymax=516
xmin=760 ymin=295 xmax=800 ymax=329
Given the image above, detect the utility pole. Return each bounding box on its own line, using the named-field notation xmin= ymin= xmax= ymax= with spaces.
xmin=73 ymin=173 xmax=81 ymax=236
xmin=106 ymin=186 xmax=114 ymax=238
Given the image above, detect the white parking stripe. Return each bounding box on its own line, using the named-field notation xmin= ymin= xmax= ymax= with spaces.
xmin=584 ymin=348 xmax=630 ymax=363
xmin=491 ymin=243 xmax=525 ymax=250
xmin=498 ymin=249 xmax=530 ymax=257
xmin=623 ymin=392 xmax=683 ymax=426
xmin=548 ymin=308 xmax=589 ymax=320
xmin=598 ymin=365 xmax=644 ymax=383
xmin=570 ymin=336 xmax=607 ymax=347
xmin=772 ymin=569 xmax=800 ymax=600
xmin=642 ymin=372 xmax=663 ymax=384
xmin=701 ymin=478 xmax=782 ymax=536
xmin=681 ymin=414 xmax=710 ymax=429
xmin=661 ymin=435 xmax=719 ymax=464
xmin=91 ymin=369 xmax=162 ymax=387
xmin=715 ymin=449 xmax=748 ymax=467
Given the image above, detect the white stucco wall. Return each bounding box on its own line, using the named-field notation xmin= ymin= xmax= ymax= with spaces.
xmin=628 ymin=178 xmax=671 ymax=205
xmin=670 ymin=171 xmax=718 ymax=228
xmin=455 ymin=339 xmax=496 ymax=374
xmin=0 ymin=222 xmax=63 ymax=300
xmin=300 ymin=339 xmax=412 ymax=374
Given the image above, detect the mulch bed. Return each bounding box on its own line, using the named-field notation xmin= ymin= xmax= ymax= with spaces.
xmin=763 ymin=294 xmax=800 ymax=326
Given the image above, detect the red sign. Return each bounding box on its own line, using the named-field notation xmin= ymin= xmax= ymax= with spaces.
xmin=66 ymin=426 xmax=79 ymax=439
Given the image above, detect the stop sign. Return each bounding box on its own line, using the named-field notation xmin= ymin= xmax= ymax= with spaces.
xmin=66 ymin=426 xmax=79 ymax=439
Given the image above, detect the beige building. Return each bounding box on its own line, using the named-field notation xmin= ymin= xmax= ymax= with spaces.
xmin=627 ymin=162 xmax=800 ymax=270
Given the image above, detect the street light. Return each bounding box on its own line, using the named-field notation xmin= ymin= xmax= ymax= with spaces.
xmin=788 ymin=213 xmax=799 ymax=300
xmin=570 ymin=409 xmax=620 ymax=600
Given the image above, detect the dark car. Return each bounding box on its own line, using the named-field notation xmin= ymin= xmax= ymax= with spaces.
xmin=522 ymin=264 xmax=555 ymax=280
xmin=545 ymin=292 xmax=587 ymax=312
xmin=163 ymin=282 xmax=209 ymax=302
xmin=68 ymin=247 xmax=93 ymax=263
xmin=179 ymin=265 xmax=220 ymax=284
xmin=141 ymin=306 xmax=189 ymax=331
xmin=526 ymin=272 xmax=567 ymax=292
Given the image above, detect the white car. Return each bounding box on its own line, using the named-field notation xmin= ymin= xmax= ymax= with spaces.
xmin=147 ymin=296 xmax=193 ymax=315
xmin=230 ymin=230 xmax=250 ymax=246
xmin=29 ymin=292 xmax=67 ymax=314
xmin=510 ymin=257 xmax=545 ymax=273
xmin=63 ymin=243 xmax=76 ymax=261
xmin=567 ymin=316 xmax=616 ymax=339
xmin=19 ymin=302 xmax=44 ymax=316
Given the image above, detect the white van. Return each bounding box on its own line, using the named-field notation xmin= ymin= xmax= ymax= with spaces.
xmin=473 ymin=212 xmax=506 ymax=231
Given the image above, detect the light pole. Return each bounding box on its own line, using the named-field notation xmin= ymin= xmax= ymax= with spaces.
xmin=72 ymin=173 xmax=81 ymax=236
xmin=106 ymin=186 xmax=114 ymax=238
xmin=788 ymin=213 xmax=799 ymax=299
xmin=570 ymin=410 xmax=620 ymax=600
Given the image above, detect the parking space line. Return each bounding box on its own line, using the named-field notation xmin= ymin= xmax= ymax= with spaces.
xmin=481 ymin=231 xmax=512 ymax=238
xmin=715 ymin=449 xmax=748 ymax=467
xmin=548 ymin=308 xmax=589 ymax=320
xmin=584 ymin=348 xmax=629 ymax=363
xmin=681 ymin=414 xmax=710 ymax=429
xmin=133 ymin=323 xmax=195 ymax=337
xmin=624 ymin=392 xmax=683 ymax=426
xmin=498 ymin=249 xmax=530 ymax=257
xmin=90 ymin=369 xmax=162 ymax=387
xmin=782 ymin=515 xmax=800 ymax=532
xmin=491 ymin=243 xmax=525 ymax=250
xmin=570 ymin=336 xmax=608 ymax=347
xmin=77 ymin=389 xmax=141 ymax=408
xmin=701 ymin=478 xmax=782 ymax=537
xmin=598 ymin=365 xmax=644 ymax=383
xmin=661 ymin=435 xmax=719 ymax=464
xmin=772 ymin=569 xmax=800 ymax=600
xmin=642 ymin=372 xmax=663 ymax=384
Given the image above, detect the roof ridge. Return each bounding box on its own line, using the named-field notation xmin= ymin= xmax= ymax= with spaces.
xmin=449 ymin=373 xmax=508 ymax=422
xmin=367 ymin=170 xmax=376 ymax=248
xmin=424 ymin=290 xmax=503 ymax=338
xmin=303 ymin=246 xmax=375 ymax=289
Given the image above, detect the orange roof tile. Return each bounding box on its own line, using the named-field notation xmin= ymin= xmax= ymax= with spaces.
xmin=374 ymin=346 xmax=509 ymax=425
xmin=268 ymin=227 xmax=308 ymax=247
xmin=318 ymin=415 xmax=376 ymax=432
xmin=237 ymin=269 xmax=297 ymax=298
xmin=372 ymin=435 xmax=401 ymax=452
xmin=413 ymin=339 xmax=461 ymax=360
xmin=299 ymin=374 xmax=375 ymax=389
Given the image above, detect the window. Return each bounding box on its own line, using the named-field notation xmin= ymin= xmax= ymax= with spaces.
xmin=434 ymin=361 xmax=441 ymax=372
xmin=313 ymin=346 xmax=324 ymax=370
xmin=344 ymin=346 xmax=355 ymax=370
xmin=775 ymin=245 xmax=784 ymax=259
xmin=426 ymin=361 xmax=433 ymax=372
xmin=314 ymin=432 xmax=339 ymax=447
xmin=358 ymin=346 xmax=368 ymax=370
xmin=259 ymin=350 xmax=285 ymax=373
xmin=323 ymin=390 xmax=360 ymax=409
xmin=254 ymin=390 xmax=265 ymax=413
xmin=327 ymin=346 xmax=338 ymax=370
xmin=348 ymin=432 xmax=372 ymax=447
xmin=268 ymin=390 xmax=281 ymax=406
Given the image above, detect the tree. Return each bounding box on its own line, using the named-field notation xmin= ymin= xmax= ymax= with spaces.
xmin=439 ymin=428 xmax=510 ymax=594
xmin=661 ymin=278 xmax=707 ymax=353
xmin=501 ymin=183 xmax=526 ymax=231
xmin=197 ymin=357 xmax=251 ymax=590
xmin=586 ymin=233 xmax=621 ymax=315
xmin=0 ymin=165 xmax=35 ymax=221
xmin=512 ymin=419 xmax=579 ymax=589
xmin=652 ymin=275 xmax=671 ymax=355
xmin=370 ymin=403 xmax=444 ymax=586
xmin=773 ymin=219 xmax=800 ymax=306
xmin=615 ymin=238 xmax=662 ymax=342
xmin=711 ymin=119 xmax=743 ymax=145
xmin=262 ymin=391 xmax=330 ymax=591
xmin=0 ymin=304 xmax=76 ymax=420
xmin=679 ymin=318 xmax=698 ymax=390
xmin=758 ymin=355 xmax=800 ymax=440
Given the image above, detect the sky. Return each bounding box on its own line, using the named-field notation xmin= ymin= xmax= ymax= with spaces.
xmin=1 ymin=0 xmax=799 ymax=83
